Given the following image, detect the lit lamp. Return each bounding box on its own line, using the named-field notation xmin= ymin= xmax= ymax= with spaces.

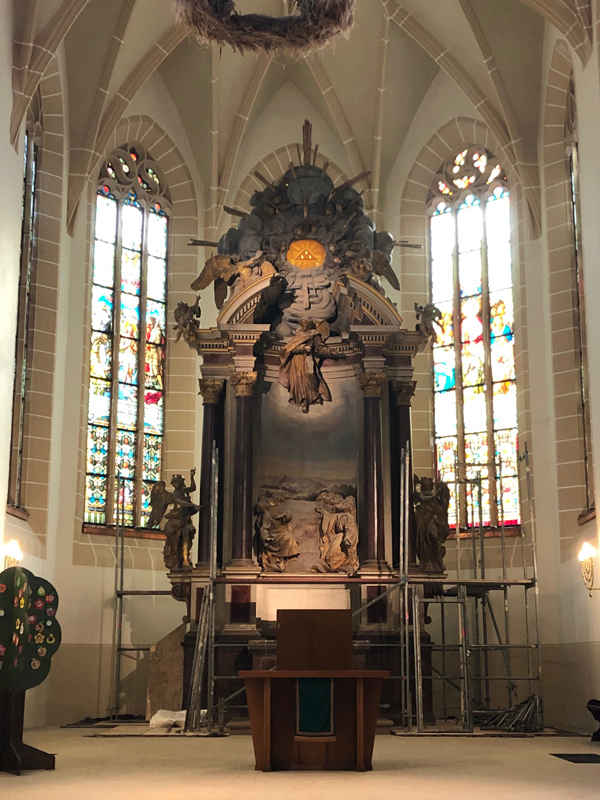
xmin=578 ymin=542 xmax=599 ymax=597
xmin=2 ymin=539 xmax=23 ymax=569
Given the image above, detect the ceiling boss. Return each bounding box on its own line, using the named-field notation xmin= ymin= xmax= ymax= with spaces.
xmin=173 ymin=0 xmax=356 ymax=53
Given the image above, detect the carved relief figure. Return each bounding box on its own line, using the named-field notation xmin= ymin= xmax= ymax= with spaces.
xmin=312 ymin=492 xmax=359 ymax=574
xmin=413 ymin=475 xmax=451 ymax=573
xmin=149 ymin=469 xmax=200 ymax=570
xmin=279 ymin=319 xmax=342 ymax=413
xmin=254 ymin=494 xmax=300 ymax=572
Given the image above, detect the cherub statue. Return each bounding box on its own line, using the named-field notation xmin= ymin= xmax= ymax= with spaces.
xmin=191 ymin=250 xmax=263 ymax=309
xmin=279 ymin=319 xmax=343 ymax=414
xmin=413 ymin=475 xmax=451 ymax=573
xmin=148 ymin=470 xmax=200 ymax=570
xmin=254 ymin=494 xmax=300 ymax=573
xmin=344 ymin=246 xmax=400 ymax=291
xmin=173 ymin=295 xmax=201 ymax=343
xmin=414 ymin=302 xmax=442 ymax=343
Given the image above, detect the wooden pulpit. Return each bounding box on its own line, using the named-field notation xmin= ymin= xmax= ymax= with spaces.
xmin=240 ymin=610 xmax=388 ymax=771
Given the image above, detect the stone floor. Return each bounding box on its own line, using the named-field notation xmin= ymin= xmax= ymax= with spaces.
xmin=1 ymin=728 xmax=599 ymax=799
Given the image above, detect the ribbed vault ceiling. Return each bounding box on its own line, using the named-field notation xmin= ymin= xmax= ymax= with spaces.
xmin=11 ymin=0 xmax=591 ymax=234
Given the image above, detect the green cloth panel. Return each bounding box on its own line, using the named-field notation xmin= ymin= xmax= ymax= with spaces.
xmin=296 ymin=677 xmax=334 ymax=737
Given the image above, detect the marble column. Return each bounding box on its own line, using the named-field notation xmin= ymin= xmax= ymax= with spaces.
xmin=197 ymin=379 xmax=224 ymax=568
xmin=229 ymin=371 xmax=257 ymax=566
xmin=390 ymin=381 xmax=416 ymax=571
xmin=359 ymin=372 xmax=388 ymax=569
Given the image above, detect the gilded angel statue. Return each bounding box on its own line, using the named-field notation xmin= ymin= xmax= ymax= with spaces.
xmin=279 ymin=319 xmax=343 ymax=414
xmin=191 ymin=250 xmax=264 ymax=309
xmin=148 ymin=470 xmax=200 ymax=570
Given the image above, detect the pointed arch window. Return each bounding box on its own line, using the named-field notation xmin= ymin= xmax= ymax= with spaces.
xmin=8 ymin=121 xmax=39 ymax=509
xmin=428 ymin=146 xmax=519 ymax=530
xmin=85 ymin=145 xmax=170 ymax=528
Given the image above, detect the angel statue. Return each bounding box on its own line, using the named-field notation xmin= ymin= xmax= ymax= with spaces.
xmin=148 ymin=470 xmax=200 ymax=570
xmin=173 ymin=295 xmax=201 ymax=344
xmin=279 ymin=319 xmax=343 ymax=414
xmin=191 ymin=250 xmax=263 ymax=309
xmin=414 ymin=302 xmax=442 ymax=343
xmin=413 ymin=475 xmax=451 ymax=573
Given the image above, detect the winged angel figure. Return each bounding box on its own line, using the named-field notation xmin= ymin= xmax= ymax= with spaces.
xmin=413 ymin=475 xmax=451 ymax=573
xmin=148 ymin=470 xmax=200 ymax=570
xmin=191 ymin=251 xmax=265 ymax=309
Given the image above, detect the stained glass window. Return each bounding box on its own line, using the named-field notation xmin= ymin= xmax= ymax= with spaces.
xmin=85 ymin=145 xmax=170 ymax=527
xmin=429 ymin=146 xmax=519 ymax=529
xmin=8 ymin=126 xmax=38 ymax=508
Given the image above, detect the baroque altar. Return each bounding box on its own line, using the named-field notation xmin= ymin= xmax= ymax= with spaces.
xmin=160 ymin=123 xmax=438 ymax=723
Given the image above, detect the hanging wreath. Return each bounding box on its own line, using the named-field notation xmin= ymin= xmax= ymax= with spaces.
xmin=173 ymin=0 xmax=356 ymax=53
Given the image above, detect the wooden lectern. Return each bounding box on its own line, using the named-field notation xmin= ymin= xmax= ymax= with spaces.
xmin=240 ymin=610 xmax=389 ymax=771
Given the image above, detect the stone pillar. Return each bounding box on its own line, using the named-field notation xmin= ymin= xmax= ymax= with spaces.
xmin=197 ymin=379 xmax=224 ymax=568
xmin=229 ymin=371 xmax=257 ymax=567
xmin=359 ymin=372 xmax=388 ymax=570
xmin=390 ymin=381 xmax=416 ymax=571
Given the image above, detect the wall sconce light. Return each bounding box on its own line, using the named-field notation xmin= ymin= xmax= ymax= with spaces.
xmin=578 ymin=542 xmax=599 ymax=597
xmin=2 ymin=539 xmax=23 ymax=570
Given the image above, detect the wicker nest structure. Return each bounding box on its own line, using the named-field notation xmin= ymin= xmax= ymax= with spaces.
xmin=173 ymin=0 xmax=356 ymax=53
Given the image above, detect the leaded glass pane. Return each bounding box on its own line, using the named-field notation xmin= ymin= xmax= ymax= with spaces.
xmin=146 ymin=300 xmax=166 ymax=338
xmin=116 ymin=429 xmax=137 ymax=477
xmin=143 ymin=435 xmax=162 ymax=481
xmin=147 ymin=257 xmax=166 ymax=302
xmin=490 ymin=336 xmax=515 ymax=383
xmin=141 ymin=482 xmax=154 ymax=527
xmin=463 ymin=386 xmax=487 ymax=434
xmin=117 ymin=384 xmax=138 ymax=430
xmin=461 ymin=296 xmax=483 ymax=344
xmin=120 ymin=293 xmax=140 ymax=339
xmin=497 ymin=476 xmax=520 ymax=525
xmin=118 ymin=337 xmax=138 ymax=384
xmin=490 ymin=290 xmax=514 ymax=339
xmin=458 ymin=250 xmax=482 ymax=297
xmin=434 ymin=390 xmax=457 ymax=436
xmin=86 ymin=425 xmax=109 ymax=475
xmin=494 ymin=429 xmax=518 ymax=477
xmin=90 ymin=332 xmax=112 ymax=379
xmin=95 ymin=195 xmax=117 ymax=244
xmin=461 ymin=341 xmax=485 ymax=388
xmin=93 ymin=240 xmax=115 ymax=287
xmin=144 ymin=390 xmax=163 ymax=435
xmin=487 ymin=239 xmax=512 ymax=293
xmin=148 ymin=212 xmax=168 ymax=259
xmin=431 ymin=210 xmax=454 ymax=304
xmin=457 ymin=197 xmax=482 ymax=253
xmin=88 ymin=379 xmax=111 ymax=424
xmin=85 ymin=474 xmax=107 ymax=523
xmin=493 ymin=381 xmax=517 ymax=429
xmin=434 ymin=346 xmax=455 ymax=392
xmin=433 ymin=301 xmax=454 ymax=346
xmin=114 ymin=479 xmax=135 ymax=527
xmin=145 ymin=345 xmax=164 ymax=390
xmin=91 ymin=287 xmax=113 ymax=333
xmin=121 ymin=249 xmax=141 ymax=295
xmin=121 ymin=202 xmax=143 ymax=251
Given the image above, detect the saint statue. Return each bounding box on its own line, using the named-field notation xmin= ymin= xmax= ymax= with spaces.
xmin=148 ymin=470 xmax=200 ymax=570
xmin=312 ymin=492 xmax=359 ymax=574
xmin=254 ymin=494 xmax=300 ymax=572
xmin=413 ymin=475 xmax=451 ymax=573
xmin=279 ymin=319 xmax=342 ymax=413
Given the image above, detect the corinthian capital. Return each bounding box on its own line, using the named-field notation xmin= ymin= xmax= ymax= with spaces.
xmin=198 ymin=378 xmax=225 ymax=404
xmin=359 ymin=372 xmax=387 ymax=399
xmin=390 ymin=380 xmax=416 ymax=407
xmin=230 ymin=371 xmax=257 ymax=397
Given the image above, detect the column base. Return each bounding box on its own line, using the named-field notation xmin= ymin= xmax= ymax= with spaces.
xmin=224 ymin=559 xmax=261 ymax=577
xmin=359 ymin=560 xmax=393 ymax=578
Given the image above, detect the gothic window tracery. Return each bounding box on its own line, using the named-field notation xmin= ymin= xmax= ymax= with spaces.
xmin=428 ymin=146 xmax=519 ymax=530
xmin=85 ymin=144 xmax=170 ymax=528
